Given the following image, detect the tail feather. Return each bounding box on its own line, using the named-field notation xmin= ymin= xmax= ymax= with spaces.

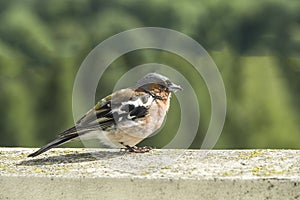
xmin=28 ymin=133 xmax=78 ymax=157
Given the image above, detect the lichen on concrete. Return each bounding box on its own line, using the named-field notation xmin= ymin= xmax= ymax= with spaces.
xmin=1 ymin=148 xmax=300 ymax=200
xmin=0 ymin=148 xmax=300 ymax=179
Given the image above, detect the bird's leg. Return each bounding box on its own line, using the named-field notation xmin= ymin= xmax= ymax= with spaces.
xmin=125 ymin=145 xmax=153 ymax=153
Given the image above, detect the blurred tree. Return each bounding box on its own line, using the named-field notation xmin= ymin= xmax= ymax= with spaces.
xmin=0 ymin=0 xmax=299 ymax=148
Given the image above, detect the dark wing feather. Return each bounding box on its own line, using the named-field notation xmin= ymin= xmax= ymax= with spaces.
xmin=130 ymin=106 xmax=148 ymax=119
xmin=28 ymin=133 xmax=78 ymax=157
xmin=59 ymin=88 xmax=136 ymax=137
xmin=64 ymin=89 xmax=151 ymax=134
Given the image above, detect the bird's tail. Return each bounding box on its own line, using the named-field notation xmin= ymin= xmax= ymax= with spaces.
xmin=28 ymin=133 xmax=78 ymax=157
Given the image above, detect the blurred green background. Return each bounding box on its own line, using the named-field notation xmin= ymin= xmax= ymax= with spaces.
xmin=0 ymin=0 xmax=300 ymax=149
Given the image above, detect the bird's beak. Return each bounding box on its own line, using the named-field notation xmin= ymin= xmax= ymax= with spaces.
xmin=168 ymin=83 xmax=183 ymax=92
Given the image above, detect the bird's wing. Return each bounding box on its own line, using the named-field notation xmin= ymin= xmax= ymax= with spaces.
xmin=59 ymin=88 xmax=154 ymax=137
xmin=28 ymin=88 xmax=154 ymax=157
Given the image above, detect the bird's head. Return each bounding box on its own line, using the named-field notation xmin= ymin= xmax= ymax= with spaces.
xmin=136 ymin=73 xmax=182 ymax=99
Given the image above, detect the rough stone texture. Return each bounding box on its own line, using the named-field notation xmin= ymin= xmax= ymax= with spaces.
xmin=0 ymin=148 xmax=300 ymax=199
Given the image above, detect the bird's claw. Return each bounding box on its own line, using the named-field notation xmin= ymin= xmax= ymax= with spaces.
xmin=122 ymin=145 xmax=153 ymax=153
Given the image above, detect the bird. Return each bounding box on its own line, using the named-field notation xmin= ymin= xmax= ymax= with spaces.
xmin=28 ymin=73 xmax=182 ymax=157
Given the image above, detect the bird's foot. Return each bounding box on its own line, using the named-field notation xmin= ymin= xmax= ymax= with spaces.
xmin=123 ymin=145 xmax=153 ymax=153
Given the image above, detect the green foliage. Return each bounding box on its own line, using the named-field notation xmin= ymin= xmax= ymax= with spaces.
xmin=0 ymin=0 xmax=299 ymax=148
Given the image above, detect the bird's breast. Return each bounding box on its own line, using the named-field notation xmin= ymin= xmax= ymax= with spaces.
xmin=103 ymin=96 xmax=171 ymax=147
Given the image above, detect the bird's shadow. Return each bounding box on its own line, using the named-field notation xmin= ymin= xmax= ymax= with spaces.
xmin=18 ymin=151 xmax=126 ymax=166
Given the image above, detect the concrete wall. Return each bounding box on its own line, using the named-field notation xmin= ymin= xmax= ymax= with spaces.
xmin=0 ymin=148 xmax=299 ymax=199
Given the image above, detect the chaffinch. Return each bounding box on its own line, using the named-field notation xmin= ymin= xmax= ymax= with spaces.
xmin=28 ymin=73 xmax=182 ymax=157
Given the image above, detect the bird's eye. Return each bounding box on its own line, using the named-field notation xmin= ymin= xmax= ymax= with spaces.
xmin=165 ymin=80 xmax=172 ymax=87
xmin=158 ymin=84 xmax=167 ymax=89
